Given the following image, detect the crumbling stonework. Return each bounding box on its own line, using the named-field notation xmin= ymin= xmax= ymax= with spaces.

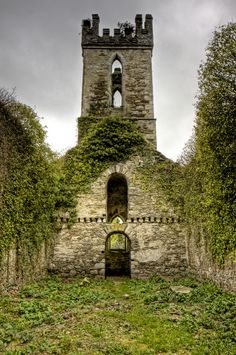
xmin=52 ymin=14 xmax=234 ymax=288
xmin=50 ymin=156 xmax=188 ymax=278
xmin=50 ymin=14 xmax=188 ymax=279
xmin=186 ymin=229 xmax=236 ymax=292
xmin=79 ymin=14 xmax=156 ymax=147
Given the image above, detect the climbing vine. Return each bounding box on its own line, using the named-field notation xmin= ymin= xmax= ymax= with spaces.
xmin=61 ymin=115 xmax=146 ymax=216
xmin=0 ymin=90 xmax=61 ymax=261
xmin=134 ymin=150 xmax=184 ymax=212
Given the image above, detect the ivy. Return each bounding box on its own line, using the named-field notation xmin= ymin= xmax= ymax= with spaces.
xmin=134 ymin=151 xmax=184 ymax=212
xmin=61 ymin=115 xmax=146 ymax=216
xmin=0 ymin=91 xmax=61 ymax=262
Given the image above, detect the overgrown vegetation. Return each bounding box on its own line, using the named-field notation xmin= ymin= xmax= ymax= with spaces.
xmin=134 ymin=153 xmax=184 ymax=212
xmin=0 ymin=276 xmax=235 ymax=354
xmin=118 ymin=21 xmax=135 ymax=37
xmin=0 ymin=91 xmax=146 ymax=279
xmin=0 ymin=90 xmax=60 ymax=268
xmin=60 ymin=115 xmax=146 ymax=214
xmin=179 ymin=23 xmax=236 ymax=263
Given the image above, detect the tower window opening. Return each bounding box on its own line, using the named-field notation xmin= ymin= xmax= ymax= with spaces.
xmin=111 ymin=57 xmax=122 ymax=108
xmin=112 ymin=59 xmax=122 ymax=73
xmin=113 ymin=90 xmax=122 ymax=108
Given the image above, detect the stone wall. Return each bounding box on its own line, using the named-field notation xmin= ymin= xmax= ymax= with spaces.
xmin=50 ymin=156 xmax=188 ymax=279
xmin=81 ymin=48 xmax=154 ymax=117
xmin=187 ymin=228 xmax=236 ymax=292
xmin=50 ymin=219 xmax=187 ymax=279
xmin=80 ymin=14 xmax=156 ymax=147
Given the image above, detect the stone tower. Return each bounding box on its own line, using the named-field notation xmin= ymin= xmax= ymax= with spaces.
xmin=51 ymin=15 xmax=187 ymax=279
xmin=79 ymin=14 xmax=156 ymax=147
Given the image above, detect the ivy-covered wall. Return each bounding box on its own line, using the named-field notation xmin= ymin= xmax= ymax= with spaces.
xmin=0 ymin=91 xmax=60 ymax=288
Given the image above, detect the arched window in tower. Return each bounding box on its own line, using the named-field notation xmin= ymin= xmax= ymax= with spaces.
xmin=107 ymin=173 xmax=128 ymax=222
xmin=111 ymin=57 xmax=122 ymax=108
xmin=113 ymin=90 xmax=122 ymax=107
xmin=112 ymin=59 xmax=122 ymax=73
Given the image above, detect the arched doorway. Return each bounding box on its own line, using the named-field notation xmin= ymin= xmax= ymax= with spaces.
xmin=105 ymin=232 xmax=131 ymax=277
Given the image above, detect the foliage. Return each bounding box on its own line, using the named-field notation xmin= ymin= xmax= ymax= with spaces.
xmin=134 ymin=151 xmax=184 ymax=211
xmin=0 ymin=276 xmax=235 ymax=354
xmin=179 ymin=23 xmax=236 ymax=262
xmin=0 ymin=90 xmax=61 ymax=265
xmin=60 ymin=115 xmax=146 ymax=213
xmin=118 ymin=21 xmax=135 ymax=37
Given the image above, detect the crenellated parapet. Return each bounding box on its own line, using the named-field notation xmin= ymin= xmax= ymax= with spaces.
xmin=82 ymin=14 xmax=153 ymax=49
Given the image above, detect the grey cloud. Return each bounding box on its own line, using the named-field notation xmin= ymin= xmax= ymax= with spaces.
xmin=0 ymin=0 xmax=235 ymax=158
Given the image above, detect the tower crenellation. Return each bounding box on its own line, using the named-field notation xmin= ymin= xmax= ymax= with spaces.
xmin=80 ymin=14 xmax=156 ymax=147
xmin=82 ymin=14 xmax=153 ymax=48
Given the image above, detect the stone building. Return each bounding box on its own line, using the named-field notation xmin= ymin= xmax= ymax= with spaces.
xmin=50 ymin=14 xmax=188 ymax=278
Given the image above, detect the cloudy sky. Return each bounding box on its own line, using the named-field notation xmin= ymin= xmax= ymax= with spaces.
xmin=0 ymin=0 xmax=235 ymax=160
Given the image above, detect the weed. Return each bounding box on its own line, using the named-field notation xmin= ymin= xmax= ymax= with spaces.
xmin=0 ymin=276 xmax=235 ymax=354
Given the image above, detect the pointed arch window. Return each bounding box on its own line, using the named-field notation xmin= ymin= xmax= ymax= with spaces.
xmin=111 ymin=56 xmax=123 ymax=108
xmin=112 ymin=59 xmax=122 ymax=73
xmin=113 ymin=90 xmax=122 ymax=107
xmin=111 ymin=216 xmax=124 ymax=224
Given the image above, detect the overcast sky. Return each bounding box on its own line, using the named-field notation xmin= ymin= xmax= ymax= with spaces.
xmin=0 ymin=0 xmax=235 ymax=160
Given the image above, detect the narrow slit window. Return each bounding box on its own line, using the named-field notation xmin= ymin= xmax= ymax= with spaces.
xmin=111 ymin=57 xmax=122 ymax=108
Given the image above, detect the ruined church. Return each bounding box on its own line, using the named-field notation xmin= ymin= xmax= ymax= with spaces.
xmin=50 ymin=14 xmax=188 ymax=279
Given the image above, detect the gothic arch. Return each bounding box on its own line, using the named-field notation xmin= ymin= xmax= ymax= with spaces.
xmin=110 ymin=53 xmax=124 ymax=69
xmin=112 ymin=56 xmax=122 ymax=73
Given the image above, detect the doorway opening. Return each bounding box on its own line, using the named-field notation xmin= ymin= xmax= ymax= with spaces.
xmin=105 ymin=232 xmax=131 ymax=277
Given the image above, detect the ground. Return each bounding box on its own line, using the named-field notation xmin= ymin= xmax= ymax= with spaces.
xmin=0 ymin=276 xmax=235 ymax=354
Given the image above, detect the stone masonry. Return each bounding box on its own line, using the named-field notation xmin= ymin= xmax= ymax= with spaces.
xmin=50 ymin=14 xmax=188 ymax=279
xmin=79 ymin=14 xmax=156 ymax=147
xmin=50 ymin=157 xmax=188 ymax=278
xmin=51 ymin=15 xmax=236 ymax=289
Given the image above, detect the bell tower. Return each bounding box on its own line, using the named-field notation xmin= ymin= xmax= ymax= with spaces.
xmin=79 ymin=14 xmax=156 ymax=147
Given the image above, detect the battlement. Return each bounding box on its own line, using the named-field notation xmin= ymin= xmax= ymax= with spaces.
xmin=82 ymin=14 xmax=153 ymax=49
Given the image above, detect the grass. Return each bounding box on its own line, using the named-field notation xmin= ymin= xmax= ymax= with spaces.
xmin=0 ymin=275 xmax=235 ymax=354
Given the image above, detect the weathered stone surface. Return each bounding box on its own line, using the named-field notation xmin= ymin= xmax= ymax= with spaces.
xmin=79 ymin=14 xmax=156 ymax=147
xmin=170 ymin=286 xmax=192 ymax=294
xmin=51 ymin=156 xmax=188 ymax=278
xmin=2 ymin=14 xmax=235 ymax=292
xmin=187 ymin=229 xmax=236 ymax=292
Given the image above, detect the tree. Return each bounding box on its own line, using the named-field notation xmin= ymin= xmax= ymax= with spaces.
xmin=188 ymin=23 xmax=236 ymax=262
